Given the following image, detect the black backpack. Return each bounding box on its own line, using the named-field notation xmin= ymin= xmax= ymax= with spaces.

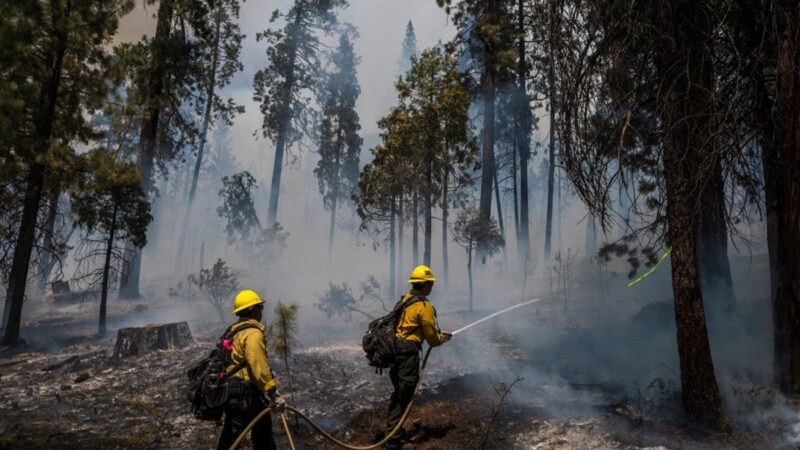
xmin=186 ymin=323 xmax=259 ymax=421
xmin=362 ymin=295 xmax=423 ymax=372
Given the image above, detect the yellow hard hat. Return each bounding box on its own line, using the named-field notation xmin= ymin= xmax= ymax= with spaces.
xmin=408 ymin=265 xmax=436 ymax=284
xmin=232 ymin=289 xmax=265 ymax=314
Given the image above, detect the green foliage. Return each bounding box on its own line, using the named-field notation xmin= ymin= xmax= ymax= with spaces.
xmin=253 ymin=0 xmax=348 ymax=154
xmin=398 ymin=20 xmax=418 ymax=75
xmin=217 ymin=171 xmax=261 ymax=243
xmin=315 ymin=33 xmax=362 ymax=212
xmin=71 ymin=149 xmax=152 ymax=249
xmin=355 ymin=46 xmax=477 ymax=235
xmin=187 ymin=258 xmax=240 ymax=321
xmin=269 ymin=301 xmax=299 ymax=359
xmin=452 ymin=207 xmax=505 ymax=259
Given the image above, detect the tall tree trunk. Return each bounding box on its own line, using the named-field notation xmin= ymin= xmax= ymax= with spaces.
xmin=585 ymin=213 xmax=596 ymax=260
xmin=120 ymin=0 xmax=174 ymax=299
xmin=398 ymin=193 xmax=404 ymax=288
xmin=328 ymin=127 xmax=343 ymax=260
xmin=478 ymin=0 xmax=497 ymax=259
xmin=389 ymin=196 xmax=397 ymax=300
xmin=442 ymin=171 xmax=449 ymax=291
xmin=424 ymin=151 xmax=432 ymax=266
xmin=511 ymin=137 xmax=519 ymax=239
xmin=515 ymin=0 xmax=530 ymax=263
xmin=772 ymin=3 xmax=800 ymax=394
xmin=2 ymin=0 xmax=71 ymax=345
xmin=467 ymin=242 xmax=473 ymax=311
xmin=37 ymin=189 xmax=60 ymax=292
xmin=176 ymin=8 xmax=222 ymax=269
xmin=544 ymin=0 xmax=557 ymax=263
xmin=100 ymin=206 xmax=118 ymax=335
xmin=697 ymin=158 xmax=735 ymax=316
xmin=267 ymin=10 xmax=302 ymax=225
xmin=656 ymin=0 xmax=727 ymax=430
xmin=412 ymin=191 xmax=419 ymax=264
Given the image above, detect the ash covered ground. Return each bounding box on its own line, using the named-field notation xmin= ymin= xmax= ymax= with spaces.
xmin=0 ymin=294 xmax=789 ymax=450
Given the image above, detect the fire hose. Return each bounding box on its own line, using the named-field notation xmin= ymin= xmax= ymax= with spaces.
xmin=229 ymin=298 xmax=540 ymax=450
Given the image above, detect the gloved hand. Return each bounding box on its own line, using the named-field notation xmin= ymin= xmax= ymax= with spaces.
xmin=441 ymin=331 xmax=453 ymax=343
xmin=266 ymin=389 xmax=286 ymax=412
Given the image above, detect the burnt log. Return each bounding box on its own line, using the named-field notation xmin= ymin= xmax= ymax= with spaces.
xmin=113 ymin=322 xmax=193 ymax=358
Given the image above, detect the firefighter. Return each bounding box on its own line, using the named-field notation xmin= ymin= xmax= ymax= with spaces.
xmin=217 ymin=289 xmax=286 ymax=450
xmin=384 ymin=265 xmax=452 ymax=448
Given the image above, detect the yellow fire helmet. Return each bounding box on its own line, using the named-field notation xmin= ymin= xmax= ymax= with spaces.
xmin=232 ymin=289 xmax=265 ymax=314
xmin=408 ymin=265 xmax=437 ymax=284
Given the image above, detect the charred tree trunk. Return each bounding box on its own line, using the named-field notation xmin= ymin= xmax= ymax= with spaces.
xmin=442 ymin=171 xmax=450 ymax=291
xmin=515 ymin=0 xmax=530 ymax=263
xmin=267 ymin=10 xmax=302 ymax=225
xmin=424 ymin=150 xmax=432 ymax=266
xmin=100 ymin=206 xmax=118 ymax=336
xmin=697 ymin=158 xmax=735 ymax=316
xmin=772 ymin=4 xmax=800 ymax=395
xmin=477 ymin=0 xmax=497 ymax=260
xmin=120 ymin=0 xmax=174 ymax=300
xmin=37 ymin=188 xmax=60 ymax=291
xmin=412 ymin=191 xmax=419 ymax=265
xmin=467 ymin=241 xmax=474 ymax=311
xmin=176 ymin=9 xmax=223 ymax=269
xmin=113 ymin=322 xmax=193 ymax=358
xmin=389 ymin=196 xmax=397 ymax=300
xmin=397 ymin=193 xmax=404 ymax=287
xmin=544 ymin=0 xmax=557 ymax=263
xmin=2 ymin=1 xmax=71 ymax=345
xmin=656 ymin=1 xmax=727 ymax=430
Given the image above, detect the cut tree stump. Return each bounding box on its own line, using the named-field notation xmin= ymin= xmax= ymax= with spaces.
xmin=113 ymin=322 xmax=193 ymax=358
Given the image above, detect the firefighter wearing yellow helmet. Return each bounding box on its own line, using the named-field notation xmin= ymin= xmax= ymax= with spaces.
xmin=383 ymin=265 xmax=452 ymax=449
xmin=217 ymin=289 xmax=284 ymax=450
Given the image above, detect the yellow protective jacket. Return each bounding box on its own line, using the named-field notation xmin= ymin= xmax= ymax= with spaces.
xmin=227 ymin=319 xmax=277 ymax=393
xmin=394 ymin=292 xmax=445 ymax=347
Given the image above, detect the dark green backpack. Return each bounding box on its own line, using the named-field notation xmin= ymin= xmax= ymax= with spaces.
xmin=186 ymin=323 xmax=258 ymax=420
xmin=362 ymin=296 xmax=423 ymax=372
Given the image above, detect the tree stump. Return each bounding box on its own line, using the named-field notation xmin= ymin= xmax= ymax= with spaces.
xmin=113 ymin=322 xmax=194 ymax=358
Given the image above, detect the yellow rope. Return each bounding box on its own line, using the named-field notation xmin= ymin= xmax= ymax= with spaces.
xmin=229 ymin=347 xmax=433 ymax=450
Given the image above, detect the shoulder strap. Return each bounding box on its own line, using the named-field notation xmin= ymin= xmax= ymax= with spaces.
xmin=221 ymin=322 xmax=262 ymax=376
xmin=394 ymin=295 xmax=426 ymax=333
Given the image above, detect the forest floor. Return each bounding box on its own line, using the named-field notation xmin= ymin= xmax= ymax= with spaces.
xmin=0 ymin=294 xmax=794 ymax=450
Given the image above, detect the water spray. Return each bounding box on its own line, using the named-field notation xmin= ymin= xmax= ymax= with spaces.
xmin=451 ymin=298 xmax=541 ymax=336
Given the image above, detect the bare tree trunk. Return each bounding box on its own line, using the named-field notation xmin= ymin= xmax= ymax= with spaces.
xmin=515 ymin=0 xmax=530 ymax=263
xmin=37 ymin=189 xmax=60 ymax=292
xmin=424 ymin=151 xmax=432 ymax=266
xmin=120 ymin=0 xmax=174 ymax=300
xmin=442 ymin=171 xmax=449 ymax=291
xmin=477 ymin=0 xmax=497 ymax=260
xmin=389 ymin=196 xmax=397 ymax=300
xmin=328 ymin=126 xmax=343 ymax=260
xmin=2 ymin=0 xmax=71 ymax=345
xmin=467 ymin=242 xmax=473 ymax=311
xmin=656 ymin=0 xmax=727 ymax=430
xmin=697 ymin=156 xmax=735 ymax=317
xmin=544 ymin=0 xmax=557 ymax=263
xmin=412 ymin=191 xmax=419 ymax=265
xmin=100 ymin=206 xmax=118 ymax=336
xmin=585 ymin=214 xmax=596 ymax=260
xmin=398 ymin=193 xmax=404 ymax=286
xmin=267 ymin=10 xmax=302 ymax=225
xmin=176 ymin=9 xmax=222 ymax=269
xmin=772 ymin=4 xmax=800 ymax=394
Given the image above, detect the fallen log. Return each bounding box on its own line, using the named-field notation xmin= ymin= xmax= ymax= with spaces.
xmin=113 ymin=322 xmax=193 ymax=358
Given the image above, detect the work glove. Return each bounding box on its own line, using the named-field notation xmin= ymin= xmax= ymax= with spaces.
xmin=441 ymin=331 xmax=453 ymax=343
xmin=266 ymin=389 xmax=286 ymax=413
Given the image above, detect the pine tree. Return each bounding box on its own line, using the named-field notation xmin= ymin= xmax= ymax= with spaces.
xmin=70 ymin=149 xmax=151 ymax=335
xmin=398 ymin=20 xmax=418 ymax=75
xmin=315 ymin=33 xmax=362 ymax=258
xmin=1 ymin=0 xmax=135 ymax=345
xmin=175 ymin=0 xmax=245 ymax=270
xmin=117 ymin=0 xmax=213 ymax=299
xmin=253 ymin=0 xmax=347 ymax=225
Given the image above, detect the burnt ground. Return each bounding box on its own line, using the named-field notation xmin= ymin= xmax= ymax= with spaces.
xmin=0 ymin=296 xmax=794 ymax=450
